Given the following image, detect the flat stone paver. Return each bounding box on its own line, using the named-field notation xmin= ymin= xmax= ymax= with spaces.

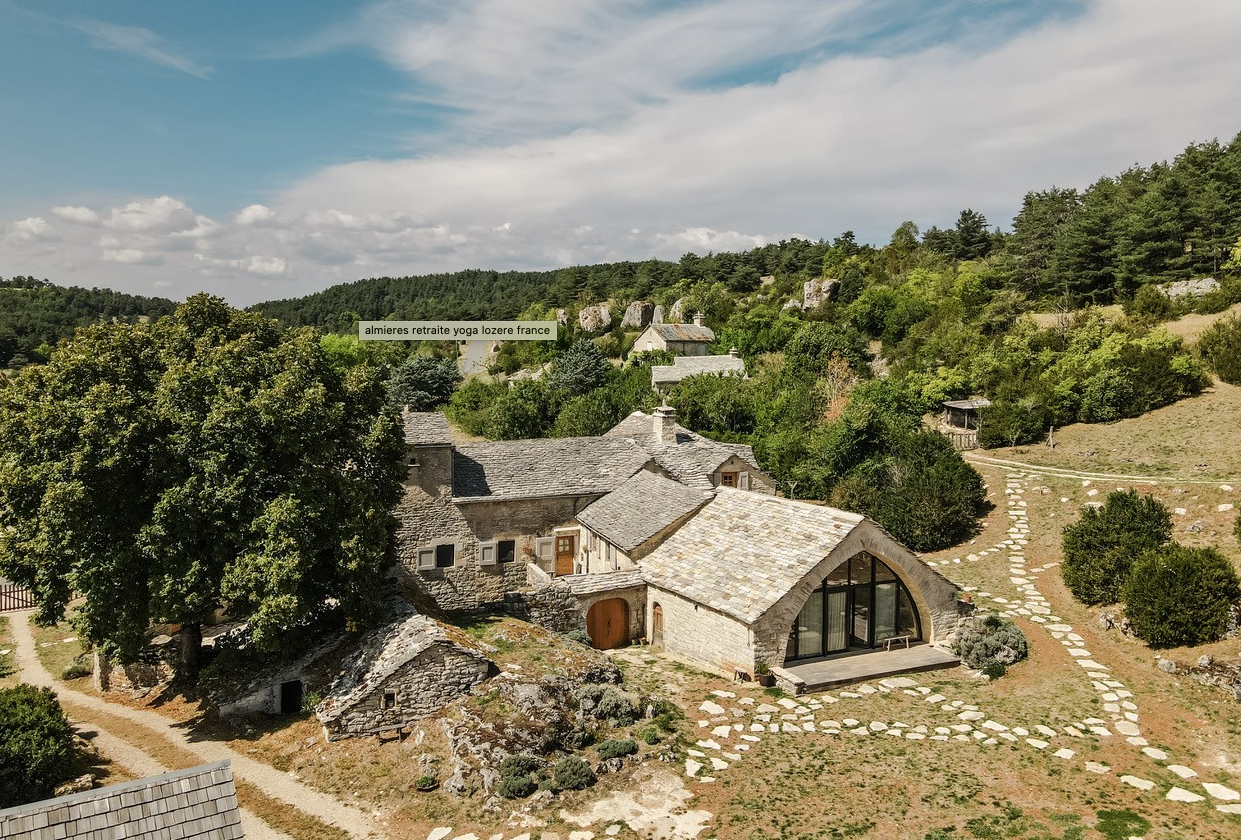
xmin=1203 ymin=782 xmax=1241 ymax=801
xmin=1085 ymin=762 xmax=1110 ymax=774
xmin=428 ymin=830 xmax=452 ymax=840
xmin=1141 ymin=747 xmax=1169 ymax=760
xmin=1120 ymin=775 xmax=1156 ymax=791
xmin=1166 ymin=787 xmax=1206 ymax=803
xmin=1168 ymin=765 xmax=1199 ymax=779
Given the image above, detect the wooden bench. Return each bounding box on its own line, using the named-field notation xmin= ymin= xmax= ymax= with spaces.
xmin=883 ymin=635 xmax=912 ymax=652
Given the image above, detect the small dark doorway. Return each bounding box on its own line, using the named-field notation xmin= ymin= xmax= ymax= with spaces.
xmin=280 ymin=680 xmax=304 ymax=714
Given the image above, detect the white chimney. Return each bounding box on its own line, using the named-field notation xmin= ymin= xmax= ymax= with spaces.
xmin=728 ymin=347 xmax=740 ymax=358
xmin=692 ymin=312 xmax=705 ymax=327
xmin=653 ymin=405 xmax=677 ymax=443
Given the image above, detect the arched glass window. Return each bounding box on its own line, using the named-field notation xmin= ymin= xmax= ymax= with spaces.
xmin=786 ymin=553 xmax=922 ymax=661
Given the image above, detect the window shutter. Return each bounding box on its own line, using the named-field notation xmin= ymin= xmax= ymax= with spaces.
xmin=739 ymin=471 xmax=750 ymax=490
xmin=416 ymin=547 xmax=435 ymax=570
xmin=608 ymin=543 xmax=618 ymax=570
xmin=479 ymin=542 xmax=497 ymax=566
xmin=535 ymin=537 xmax=554 ymax=561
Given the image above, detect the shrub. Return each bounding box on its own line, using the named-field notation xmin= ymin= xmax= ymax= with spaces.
xmin=594 ymin=687 xmax=638 ymax=725
xmin=640 ymin=727 xmax=661 ymax=745
xmin=415 ymin=774 xmax=437 ymax=792
xmin=564 ymin=629 xmax=593 ymax=647
xmin=553 ymin=756 xmax=596 ymax=791
xmin=546 ymin=339 xmax=612 ymax=397
xmin=953 ymin=615 xmax=1028 ymax=675
xmin=596 ymin=738 xmax=638 ymax=760
xmin=1197 ymin=315 xmax=1241 ymax=385
xmin=1123 ymin=284 xmax=1175 ymax=323
xmin=1121 ymin=545 xmax=1241 ymax=648
xmin=977 ymin=401 xmax=1044 ymax=449
xmin=497 ymin=754 xmax=543 ymax=799
xmin=61 ymin=652 xmax=93 ymax=681
xmin=0 ymin=684 xmax=77 ymax=807
xmin=1061 ymin=489 xmax=1172 ymax=604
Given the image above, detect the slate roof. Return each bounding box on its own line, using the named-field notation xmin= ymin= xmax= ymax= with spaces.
xmin=558 ymin=568 xmax=646 ymax=596
xmin=646 ymin=323 xmax=715 ymax=342
xmin=942 ymin=399 xmax=991 ymax=411
xmin=0 ymin=761 xmax=243 ymax=840
xmin=639 ymin=489 xmax=865 ymax=624
xmin=316 ymin=606 xmax=489 ymax=724
xmin=452 ymin=437 xmax=653 ymax=501
xmin=651 ymin=355 xmax=746 ymax=387
xmin=403 ymin=411 xmax=453 ymax=446
xmin=605 ymin=411 xmax=764 ymax=489
xmin=576 ymin=470 xmax=713 ymax=552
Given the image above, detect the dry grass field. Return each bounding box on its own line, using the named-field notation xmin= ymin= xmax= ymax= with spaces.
xmin=1025 ymin=302 xmax=1241 ymax=344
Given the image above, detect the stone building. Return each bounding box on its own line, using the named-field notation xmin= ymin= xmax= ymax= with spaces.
xmin=650 ymin=348 xmax=746 ymax=391
xmin=942 ymin=398 xmax=991 ymax=430
xmin=638 ymin=489 xmax=959 ymax=679
xmin=315 ymin=607 xmax=492 ymax=740
xmin=396 ymin=407 xmax=774 ymax=611
xmin=575 ymin=470 xmax=713 ymax=572
xmin=634 ymin=314 xmax=715 ymax=356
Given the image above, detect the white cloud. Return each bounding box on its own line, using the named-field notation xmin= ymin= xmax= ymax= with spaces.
xmin=9 ymin=217 xmax=59 ymax=243
xmin=51 ymin=206 xmax=101 ymax=225
xmin=2 ymin=0 xmax=1240 ymax=305
xmin=70 ymin=19 xmax=211 ymax=79
xmin=103 ymin=248 xmax=162 ymax=265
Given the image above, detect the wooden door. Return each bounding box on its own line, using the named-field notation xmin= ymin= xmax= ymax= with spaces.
xmin=651 ymin=603 xmax=664 ymax=646
xmin=555 ymin=535 xmax=576 ymax=576
xmin=587 ymin=598 xmax=630 ymax=650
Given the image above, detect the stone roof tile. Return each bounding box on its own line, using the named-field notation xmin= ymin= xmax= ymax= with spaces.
xmin=402 ymin=411 xmax=453 ymax=446
xmin=576 ymin=470 xmax=712 ymax=552
xmin=651 ymin=355 xmax=746 ymax=387
xmin=648 ymin=323 xmax=715 ymax=342
xmin=452 ymin=437 xmax=653 ymax=501
xmin=639 ymin=489 xmax=865 ymax=624
xmin=605 ymin=411 xmax=763 ymax=488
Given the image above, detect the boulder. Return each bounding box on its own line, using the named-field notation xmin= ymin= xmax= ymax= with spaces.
xmin=782 ymin=298 xmax=803 ymax=311
xmin=760 ymin=275 xmax=775 ymax=287
xmin=621 ymin=301 xmax=655 ymax=330
xmin=652 ymin=304 xmax=664 ymax=324
xmin=578 ymin=303 xmax=612 ymax=333
xmin=556 ymin=308 xmax=567 ymax=326
xmin=1161 ymin=277 xmax=1220 ymax=300
xmin=803 ymin=278 xmax=841 ymax=309
xmin=667 ymin=298 xmax=686 ymax=323
xmin=54 ymin=774 xmax=96 ymax=796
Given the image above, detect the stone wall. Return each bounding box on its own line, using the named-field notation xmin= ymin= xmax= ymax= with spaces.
xmin=395 ymin=472 xmax=600 ymax=610
xmin=322 ymin=643 xmax=492 ymax=739
xmin=93 ymin=651 xmax=175 ymax=694
xmin=648 ymin=585 xmax=754 ymax=675
xmin=503 ymin=584 xmax=585 ymax=634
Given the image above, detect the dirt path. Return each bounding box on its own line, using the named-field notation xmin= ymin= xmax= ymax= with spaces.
xmin=964 ymin=451 xmax=1241 ymax=485
xmin=8 ymin=610 xmax=380 ymax=840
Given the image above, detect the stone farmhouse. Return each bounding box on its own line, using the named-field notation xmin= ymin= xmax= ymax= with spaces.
xmin=634 ymin=314 xmax=715 ymax=356
xmin=650 ymin=347 xmax=747 ymax=391
xmin=396 ymin=407 xmax=961 ymax=691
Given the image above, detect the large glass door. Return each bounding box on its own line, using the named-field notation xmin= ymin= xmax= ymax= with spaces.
xmin=825 ymin=588 xmax=848 ymax=653
xmin=850 ymin=584 xmax=870 ymax=647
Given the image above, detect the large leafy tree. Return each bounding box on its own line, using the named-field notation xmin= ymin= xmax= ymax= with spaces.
xmin=1060 ymin=489 xmax=1172 ymax=605
xmin=387 ymin=354 xmax=462 ymax=410
xmin=545 ymin=338 xmax=611 ymax=397
xmin=0 ymin=295 xmax=405 ymax=679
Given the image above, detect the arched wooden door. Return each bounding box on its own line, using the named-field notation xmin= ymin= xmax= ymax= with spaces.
xmin=651 ymin=603 xmax=664 ymax=646
xmin=586 ymin=598 xmax=630 ymax=650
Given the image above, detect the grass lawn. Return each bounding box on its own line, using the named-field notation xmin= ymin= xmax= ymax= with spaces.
xmin=30 ymin=611 xmax=93 ymax=687
xmin=0 ymin=614 xmax=14 ymax=687
xmin=977 ymin=381 xmax=1241 ymax=481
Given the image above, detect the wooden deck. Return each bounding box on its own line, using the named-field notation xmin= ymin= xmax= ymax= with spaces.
xmin=779 ymin=644 xmax=959 ymax=694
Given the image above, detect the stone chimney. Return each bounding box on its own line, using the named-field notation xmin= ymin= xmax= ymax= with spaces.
xmin=692 ymin=312 xmax=705 ymax=327
xmin=728 ymin=347 xmax=740 ymax=358
xmin=653 ymin=405 xmax=677 ymax=443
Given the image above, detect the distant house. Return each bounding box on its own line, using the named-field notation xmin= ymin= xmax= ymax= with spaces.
xmin=634 ymin=314 xmax=715 ymax=356
xmin=942 ymin=398 xmax=990 ymax=430
xmin=650 ymin=348 xmax=746 ymax=391
xmin=0 ymin=762 xmax=244 ymax=840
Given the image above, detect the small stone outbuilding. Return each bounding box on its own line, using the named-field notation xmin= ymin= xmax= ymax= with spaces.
xmin=315 ymin=609 xmax=493 ymax=740
xmin=942 ymin=398 xmax=991 ymax=430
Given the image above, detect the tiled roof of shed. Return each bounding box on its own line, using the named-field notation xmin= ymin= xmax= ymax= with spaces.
xmin=558 ymin=568 xmax=646 ymax=596
xmin=639 ymin=489 xmax=865 ymax=624
xmin=576 ymin=470 xmax=712 ymax=551
xmin=647 ymin=323 xmax=715 ymax=342
xmin=0 ymin=761 xmax=243 ymax=840
xmin=402 ymin=411 xmax=453 ymax=445
xmin=651 ymin=355 xmax=746 ymax=386
xmin=452 ymin=437 xmax=653 ymax=501
xmin=605 ymin=411 xmax=763 ymax=488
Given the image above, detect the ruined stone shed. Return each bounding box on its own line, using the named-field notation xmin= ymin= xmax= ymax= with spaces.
xmin=315 ymin=608 xmax=493 ymax=740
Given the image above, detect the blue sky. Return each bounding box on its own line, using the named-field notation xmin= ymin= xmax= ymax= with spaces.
xmin=1 ymin=0 xmax=1239 ymax=304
